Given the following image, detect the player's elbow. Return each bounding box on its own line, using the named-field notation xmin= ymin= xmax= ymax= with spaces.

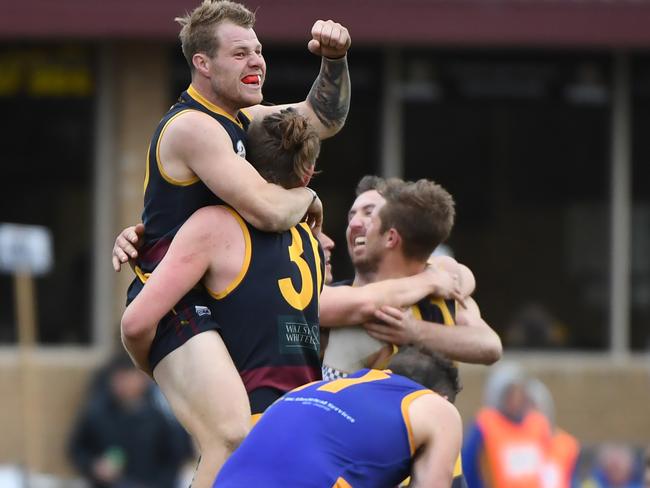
xmin=241 ymin=200 xmax=291 ymax=232
xmin=478 ymin=333 xmax=503 ymax=365
xmin=120 ymin=307 xmax=152 ymax=344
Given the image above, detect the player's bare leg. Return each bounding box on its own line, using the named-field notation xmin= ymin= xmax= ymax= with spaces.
xmin=154 ymin=331 xmax=250 ymax=488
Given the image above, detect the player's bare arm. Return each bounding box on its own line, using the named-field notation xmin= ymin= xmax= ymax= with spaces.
xmin=120 ymin=207 xmax=237 ymax=374
xmin=364 ymin=300 xmax=502 ymax=365
xmin=247 ymin=20 xmax=351 ymax=139
xmin=409 ymin=393 xmax=462 ymax=488
xmin=161 ymin=110 xmax=319 ymax=232
xmin=319 ymin=266 xmax=465 ymax=328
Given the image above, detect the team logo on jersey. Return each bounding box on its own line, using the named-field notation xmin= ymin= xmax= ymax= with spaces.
xmin=236 ymin=140 xmax=246 ymax=158
xmin=194 ymin=305 xmax=211 ymax=317
xmin=278 ymin=316 xmax=320 ymax=353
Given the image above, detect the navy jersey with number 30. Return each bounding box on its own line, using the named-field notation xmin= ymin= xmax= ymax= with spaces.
xmin=206 ymin=208 xmax=324 ymax=413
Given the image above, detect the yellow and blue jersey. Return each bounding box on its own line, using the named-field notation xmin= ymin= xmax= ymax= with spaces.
xmin=214 ymin=369 xmax=434 ymax=488
xmin=205 ymin=208 xmax=324 ymax=414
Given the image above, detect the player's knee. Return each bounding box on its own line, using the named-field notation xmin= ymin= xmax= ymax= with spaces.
xmin=203 ymin=419 xmax=249 ymax=455
xmin=222 ymin=429 xmax=246 ymax=454
xmin=223 ymin=418 xmax=249 ymax=453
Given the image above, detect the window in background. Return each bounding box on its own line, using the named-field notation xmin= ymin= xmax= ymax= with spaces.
xmin=403 ymin=51 xmax=612 ymax=350
xmin=631 ymin=56 xmax=650 ymax=352
xmin=0 ymin=45 xmax=94 ymax=344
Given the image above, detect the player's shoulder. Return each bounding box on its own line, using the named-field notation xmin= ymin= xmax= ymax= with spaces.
xmin=400 ymin=388 xmax=459 ymax=450
xmin=164 ymin=108 xmax=231 ymax=145
xmin=411 ymin=391 xmax=460 ymax=426
xmin=190 ymin=205 xmax=238 ymax=226
xmin=183 ymin=206 xmax=240 ymax=242
xmin=242 ymin=102 xmax=278 ymax=122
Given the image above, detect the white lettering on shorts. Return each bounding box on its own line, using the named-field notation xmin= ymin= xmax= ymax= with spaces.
xmin=194 ymin=305 xmax=211 ymax=317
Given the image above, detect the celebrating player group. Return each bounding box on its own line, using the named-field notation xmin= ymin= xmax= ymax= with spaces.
xmin=111 ymin=1 xmax=502 ymax=486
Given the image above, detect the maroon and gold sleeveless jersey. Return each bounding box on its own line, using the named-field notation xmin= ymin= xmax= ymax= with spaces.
xmin=205 ymin=208 xmax=325 ymax=414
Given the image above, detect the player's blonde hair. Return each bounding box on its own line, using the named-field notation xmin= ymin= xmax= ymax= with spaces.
xmin=176 ymin=0 xmax=256 ymax=70
xmin=247 ymin=108 xmax=321 ymax=188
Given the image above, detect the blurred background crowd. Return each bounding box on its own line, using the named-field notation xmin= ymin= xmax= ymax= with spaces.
xmin=1 ymin=0 xmax=649 ymax=486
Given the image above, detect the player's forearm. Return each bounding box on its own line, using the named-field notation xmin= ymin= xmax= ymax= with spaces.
xmin=240 ymin=184 xmax=313 ymax=232
xmin=320 ymin=286 xmax=367 ymax=327
xmin=376 ymin=272 xmax=441 ymax=310
xmin=320 ymin=273 xmax=436 ymax=327
xmin=415 ymin=321 xmax=502 ymax=365
xmin=306 ymin=56 xmax=350 ymax=138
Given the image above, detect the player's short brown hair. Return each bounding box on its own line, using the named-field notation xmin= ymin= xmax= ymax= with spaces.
xmin=378 ymin=178 xmax=455 ymax=261
xmin=355 ymin=175 xmax=385 ymax=196
xmin=247 ymin=108 xmax=320 ymax=188
xmin=389 ymin=346 xmax=462 ymax=403
xmin=176 ymin=0 xmax=256 ymax=70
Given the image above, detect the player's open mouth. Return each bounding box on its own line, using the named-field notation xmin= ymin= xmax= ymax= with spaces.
xmin=241 ymin=74 xmax=262 ymax=86
xmin=353 ymin=236 xmax=366 ymax=248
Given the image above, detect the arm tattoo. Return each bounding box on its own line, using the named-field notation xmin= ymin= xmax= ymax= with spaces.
xmin=307 ymin=57 xmax=351 ymax=130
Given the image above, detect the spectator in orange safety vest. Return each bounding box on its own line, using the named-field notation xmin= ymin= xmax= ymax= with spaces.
xmin=527 ymin=378 xmax=581 ymax=488
xmin=462 ymin=363 xmax=552 ymax=488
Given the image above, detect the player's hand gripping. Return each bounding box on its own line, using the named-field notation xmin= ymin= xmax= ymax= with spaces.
xmin=363 ymin=306 xmax=421 ymax=346
xmin=112 ymin=223 xmax=144 ymax=272
xmin=308 ymin=20 xmax=351 ymax=59
xmin=305 ymin=195 xmax=323 ymax=237
xmin=426 ymin=266 xmax=467 ymax=308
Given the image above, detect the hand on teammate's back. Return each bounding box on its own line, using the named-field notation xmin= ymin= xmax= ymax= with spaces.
xmin=427 ymin=266 xmax=467 ymax=308
xmin=307 ymin=20 xmax=351 ymax=59
xmin=363 ymin=305 xmax=420 ymax=346
xmin=112 ymin=223 xmax=145 ymax=272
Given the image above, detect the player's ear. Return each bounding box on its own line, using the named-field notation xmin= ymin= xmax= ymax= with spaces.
xmin=303 ymin=164 xmax=316 ymax=187
xmin=385 ymin=228 xmax=401 ymax=250
xmin=192 ymin=53 xmax=211 ymax=77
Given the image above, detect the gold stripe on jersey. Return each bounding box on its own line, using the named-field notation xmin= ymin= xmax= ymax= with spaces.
xmin=429 ymin=297 xmax=454 ymax=325
xmin=143 ymin=148 xmax=150 ymax=194
xmin=241 ymin=108 xmax=253 ymax=122
xmin=290 ymin=380 xmax=321 ymax=393
xmin=206 ymin=207 xmax=252 ymax=300
xmin=400 ymin=389 xmax=434 ymax=455
xmin=134 ymin=265 xmax=150 ymax=284
xmin=332 ymin=477 xmax=353 ymax=488
xmin=155 ymin=109 xmax=200 ymax=187
xmin=187 ymin=84 xmax=246 ymax=129
xmin=318 ymin=369 xmax=390 ymax=394
xmin=410 ymin=299 xmax=454 ymax=326
xmin=300 ymin=222 xmax=323 ymax=293
xmin=374 ymin=344 xmax=399 ymax=370
xmin=453 ymin=454 xmax=463 ymax=477
xmin=410 ymin=305 xmax=423 ymax=321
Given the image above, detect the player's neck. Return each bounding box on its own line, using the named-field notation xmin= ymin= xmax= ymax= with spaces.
xmin=352 ymin=272 xmax=374 ymax=287
xmin=375 ymin=254 xmax=426 ymax=281
xmin=190 ymin=80 xmax=239 ymax=119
